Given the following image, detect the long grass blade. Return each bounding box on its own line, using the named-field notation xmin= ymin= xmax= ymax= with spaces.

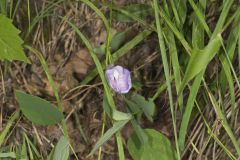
xmin=153 ymin=0 xmax=180 ymax=159
xmin=163 ymin=1 xmax=183 ymax=111
xmin=188 ymin=0 xmax=211 ymax=37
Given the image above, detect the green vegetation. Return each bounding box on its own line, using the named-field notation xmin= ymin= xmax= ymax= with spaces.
xmin=0 ymin=0 xmax=239 ymax=159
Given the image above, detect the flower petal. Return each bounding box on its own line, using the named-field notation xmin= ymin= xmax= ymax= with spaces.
xmin=105 ymin=65 xmax=132 ymax=94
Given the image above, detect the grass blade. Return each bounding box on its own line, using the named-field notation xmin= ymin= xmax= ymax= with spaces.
xmin=178 ymin=71 xmax=203 ymax=151
xmin=158 ymin=7 xmax=191 ymax=55
xmin=180 ymin=35 xmax=222 ymax=90
xmin=211 ymin=0 xmax=234 ymax=39
xmin=81 ymin=29 xmax=152 ymax=85
xmin=88 ymin=120 xmax=129 ymax=156
xmin=0 ymin=110 xmax=19 ymax=147
xmin=204 ymin=83 xmax=240 ymax=156
xmin=188 ymin=0 xmax=211 ymax=37
xmin=153 ymin=0 xmax=180 ymax=159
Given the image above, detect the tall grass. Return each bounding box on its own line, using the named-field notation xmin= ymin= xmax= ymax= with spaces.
xmin=0 ymin=0 xmax=240 ymax=159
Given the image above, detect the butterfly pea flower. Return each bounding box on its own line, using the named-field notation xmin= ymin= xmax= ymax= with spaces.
xmin=105 ymin=65 xmax=132 ymax=94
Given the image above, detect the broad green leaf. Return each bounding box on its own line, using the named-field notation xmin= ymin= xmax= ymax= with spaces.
xmin=89 ymin=119 xmax=129 ymax=156
xmin=52 ymin=136 xmax=69 ymax=160
xmin=15 ymin=90 xmax=64 ymax=125
xmin=0 ymin=14 xmax=29 ymax=63
xmin=112 ymin=4 xmax=153 ymax=22
xmin=131 ymin=95 xmax=155 ymax=122
xmin=181 ymin=35 xmax=222 ymax=89
xmin=127 ymin=129 xmax=177 ymax=160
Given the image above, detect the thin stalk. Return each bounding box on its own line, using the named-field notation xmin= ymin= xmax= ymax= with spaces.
xmin=105 ymin=0 xmax=113 ymax=65
xmin=98 ymin=112 xmax=106 ymax=160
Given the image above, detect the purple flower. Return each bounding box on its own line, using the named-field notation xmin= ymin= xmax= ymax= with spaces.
xmin=105 ymin=65 xmax=132 ymax=94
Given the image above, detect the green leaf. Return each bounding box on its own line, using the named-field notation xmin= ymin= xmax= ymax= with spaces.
xmin=20 ymin=137 xmax=28 ymax=160
xmin=127 ymin=129 xmax=177 ymax=160
xmin=181 ymin=35 xmax=222 ymax=89
xmin=15 ymin=90 xmax=64 ymax=125
xmin=0 ymin=110 xmax=19 ymax=147
xmin=219 ymin=10 xmax=240 ymax=93
xmin=94 ymin=29 xmax=129 ymax=54
xmin=80 ymin=29 xmax=152 ymax=85
xmin=24 ymin=133 xmax=41 ymax=158
xmin=130 ymin=118 xmax=148 ymax=145
xmin=0 ymin=14 xmax=29 ymax=63
xmin=52 ymin=136 xmax=69 ymax=160
xmin=102 ymin=94 xmax=111 ymax=117
xmin=0 ymin=152 xmax=16 ymax=158
xmin=112 ymin=4 xmax=153 ymax=22
xmin=89 ymin=119 xmax=129 ymax=156
xmin=47 ymin=148 xmax=54 ymax=160
xmin=0 ymin=1 xmax=7 ymax=16
xmin=124 ymin=99 xmax=148 ymax=145
xmin=124 ymin=98 xmax=142 ymax=117
xmin=103 ymin=94 xmax=132 ymax=121
xmin=188 ymin=0 xmax=211 ymax=37
xmin=131 ymin=95 xmax=155 ymax=122
xmin=178 ymin=72 xmax=203 ymax=151
xmin=173 ymin=0 xmax=187 ymax=26
xmin=112 ymin=110 xmax=132 ymax=121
